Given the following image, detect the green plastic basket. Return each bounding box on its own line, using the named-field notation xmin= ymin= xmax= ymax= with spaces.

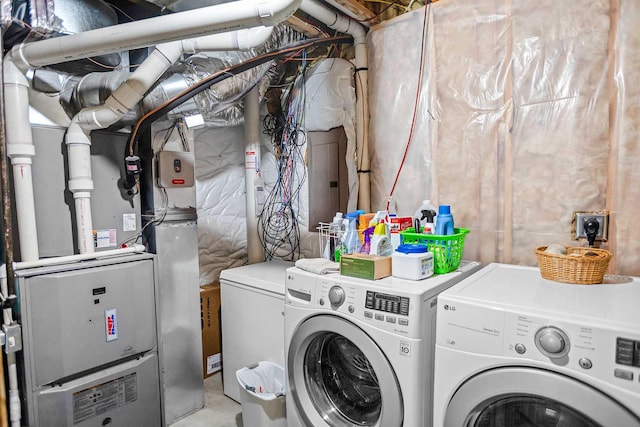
xmin=399 ymin=227 xmax=469 ymax=274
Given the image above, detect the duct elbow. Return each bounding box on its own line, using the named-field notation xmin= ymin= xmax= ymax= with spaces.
xmin=237 ymin=26 xmax=274 ymax=49
xmin=257 ymin=0 xmax=302 ymax=26
xmin=5 ymin=46 xmax=31 ymax=74
xmin=3 ymin=57 xmax=28 ymax=87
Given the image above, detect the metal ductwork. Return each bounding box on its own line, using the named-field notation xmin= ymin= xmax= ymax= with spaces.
xmin=57 ymin=24 xmax=303 ymax=127
xmin=3 ymin=0 xmax=123 ymax=73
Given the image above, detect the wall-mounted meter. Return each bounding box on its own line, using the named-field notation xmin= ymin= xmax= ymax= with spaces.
xmin=157 ymin=151 xmax=195 ymax=188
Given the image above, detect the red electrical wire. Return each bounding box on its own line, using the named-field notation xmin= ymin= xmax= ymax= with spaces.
xmin=385 ymin=4 xmax=429 ymax=212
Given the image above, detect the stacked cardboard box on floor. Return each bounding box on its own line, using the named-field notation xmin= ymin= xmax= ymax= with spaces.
xmin=200 ymin=283 xmax=222 ymax=378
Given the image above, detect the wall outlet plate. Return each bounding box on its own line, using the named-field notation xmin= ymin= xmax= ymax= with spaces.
xmin=573 ymin=211 xmax=609 ymax=241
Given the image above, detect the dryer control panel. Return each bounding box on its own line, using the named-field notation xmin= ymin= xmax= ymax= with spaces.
xmin=616 ymin=337 xmax=640 ymax=368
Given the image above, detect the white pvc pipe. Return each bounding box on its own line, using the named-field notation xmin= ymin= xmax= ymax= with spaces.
xmin=66 ymin=27 xmax=278 ymax=253
xmin=299 ymin=0 xmax=371 ymax=212
xmin=7 ymin=0 xmax=300 ymax=71
xmin=3 ymin=59 xmax=39 ymax=262
xmin=13 ymin=244 xmax=146 ymax=270
xmin=181 ymin=26 xmax=274 ymax=53
xmin=0 ymin=268 xmax=20 ymax=427
xmin=244 ymin=86 xmax=264 ymax=263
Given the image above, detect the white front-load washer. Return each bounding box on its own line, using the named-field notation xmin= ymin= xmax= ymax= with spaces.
xmin=433 ymin=263 xmax=640 ymax=427
xmin=285 ymin=261 xmax=482 ymax=427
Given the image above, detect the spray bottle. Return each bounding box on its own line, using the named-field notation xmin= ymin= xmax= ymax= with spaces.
xmin=414 ymin=200 xmax=437 ymax=234
xmin=359 ymin=226 xmax=375 ymax=254
xmin=342 ymin=213 xmax=362 ymax=254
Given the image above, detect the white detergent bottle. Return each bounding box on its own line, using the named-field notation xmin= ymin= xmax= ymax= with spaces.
xmin=370 ymin=223 xmax=393 ymax=256
xmin=414 ymin=200 xmax=437 ymax=234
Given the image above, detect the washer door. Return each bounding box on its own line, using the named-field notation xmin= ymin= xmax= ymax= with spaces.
xmin=444 ymin=367 xmax=640 ymax=427
xmin=288 ymin=315 xmax=403 ymax=427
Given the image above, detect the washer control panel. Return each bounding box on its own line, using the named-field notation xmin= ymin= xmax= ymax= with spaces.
xmin=284 ymin=271 xmax=423 ymax=338
xmin=365 ymin=291 xmax=409 ymax=316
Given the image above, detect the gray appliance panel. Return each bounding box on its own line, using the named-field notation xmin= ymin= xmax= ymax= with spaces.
xmin=34 ymin=352 xmax=161 ymax=427
xmin=307 ymin=127 xmax=348 ymax=231
xmin=152 ymin=222 xmax=204 ymax=424
xmin=20 ymin=258 xmax=156 ymax=387
xmin=28 ymin=126 xmax=141 ymax=257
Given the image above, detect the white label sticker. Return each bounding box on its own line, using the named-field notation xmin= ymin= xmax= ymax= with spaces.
xmin=96 ymin=229 xmax=117 ymax=248
xmin=73 ymin=373 xmax=137 ymax=423
xmin=400 ymin=341 xmax=411 ymax=357
xmin=105 ymin=308 xmax=118 ymax=342
xmin=122 ymin=213 xmax=137 ymax=232
xmin=207 ymin=353 xmax=222 ymax=375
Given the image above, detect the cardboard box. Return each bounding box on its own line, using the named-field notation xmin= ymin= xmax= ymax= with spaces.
xmin=340 ymin=253 xmax=392 ymax=280
xmin=200 ymin=283 xmax=222 ymax=378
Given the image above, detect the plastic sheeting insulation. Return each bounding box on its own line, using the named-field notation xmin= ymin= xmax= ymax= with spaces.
xmin=195 ymin=58 xmax=357 ymax=285
xmin=368 ymin=0 xmax=640 ymax=275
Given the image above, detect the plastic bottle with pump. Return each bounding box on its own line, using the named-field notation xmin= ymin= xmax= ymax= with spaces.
xmin=435 ymin=205 xmax=454 ymax=235
xmin=414 ymin=200 xmax=437 ymax=234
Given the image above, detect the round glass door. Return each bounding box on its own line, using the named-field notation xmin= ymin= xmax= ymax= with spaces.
xmin=444 ymin=368 xmax=640 ymax=427
xmin=473 ymin=396 xmax=599 ymax=427
xmin=288 ymin=315 xmax=403 ymax=427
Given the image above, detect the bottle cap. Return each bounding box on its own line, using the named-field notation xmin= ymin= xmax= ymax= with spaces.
xmin=439 ymin=205 xmax=451 ymax=215
xmin=396 ymin=244 xmax=428 ymax=254
xmin=374 ymin=223 xmax=387 ymax=236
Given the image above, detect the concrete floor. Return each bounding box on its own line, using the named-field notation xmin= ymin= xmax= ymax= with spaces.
xmin=172 ymin=373 xmax=243 ymax=427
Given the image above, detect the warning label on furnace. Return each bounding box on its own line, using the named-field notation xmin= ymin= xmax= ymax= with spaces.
xmin=73 ymin=373 xmax=137 ymax=424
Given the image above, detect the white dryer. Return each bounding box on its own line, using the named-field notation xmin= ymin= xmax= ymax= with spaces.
xmin=220 ymin=260 xmax=293 ymax=402
xmin=285 ymin=261 xmax=481 ymax=427
xmin=434 ymin=263 xmax=640 ymax=427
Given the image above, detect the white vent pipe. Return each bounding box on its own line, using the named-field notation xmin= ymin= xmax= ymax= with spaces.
xmin=7 ymin=0 xmax=297 ymax=72
xmin=244 ymin=86 xmax=264 ymax=263
xmin=3 ymin=3 xmax=289 ymax=257
xmin=299 ymin=0 xmax=371 ymax=212
xmin=3 ymin=60 xmax=39 ymax=261
xmin=67 ymin=28 xmax=275 ymax=253
xmin=13 ymin=244 xmax=146 ymax=270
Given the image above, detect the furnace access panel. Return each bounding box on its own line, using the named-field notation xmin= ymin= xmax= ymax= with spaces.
xmin=16 ymin=253 xmax=161 ymax=426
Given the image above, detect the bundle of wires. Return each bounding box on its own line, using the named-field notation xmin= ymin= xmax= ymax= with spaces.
xmin=258 ymin=52 xmax=309 ymax=261
xmin=125 ymin=35 xmax=352 ymax=159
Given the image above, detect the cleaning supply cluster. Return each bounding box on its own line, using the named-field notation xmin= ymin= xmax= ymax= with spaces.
xmin=319 ymin=202 xmax=467 ymax=280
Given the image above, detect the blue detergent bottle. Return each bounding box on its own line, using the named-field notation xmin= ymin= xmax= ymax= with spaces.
xmin=435 ymin=205 xmax=454 ymax=235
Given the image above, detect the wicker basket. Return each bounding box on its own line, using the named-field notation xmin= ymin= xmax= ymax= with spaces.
xmin=534 ymin=246 xmax=613 ymax=284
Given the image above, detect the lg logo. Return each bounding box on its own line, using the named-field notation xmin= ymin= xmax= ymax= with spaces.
xmin=443 ymin=304 xmax=456 ymax=311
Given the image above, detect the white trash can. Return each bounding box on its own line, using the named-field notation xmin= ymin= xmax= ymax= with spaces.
xmin=236 ymin=361 xmax=286 ymax=427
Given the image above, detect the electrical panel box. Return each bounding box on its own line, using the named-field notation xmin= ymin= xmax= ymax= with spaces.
xmin=307 ymin=127 xmax=349 ymax=232
xmin=24 ymin=127 xmax=142 ymax=257
xmin=157 ymin=150 xmax=195 ymax=188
